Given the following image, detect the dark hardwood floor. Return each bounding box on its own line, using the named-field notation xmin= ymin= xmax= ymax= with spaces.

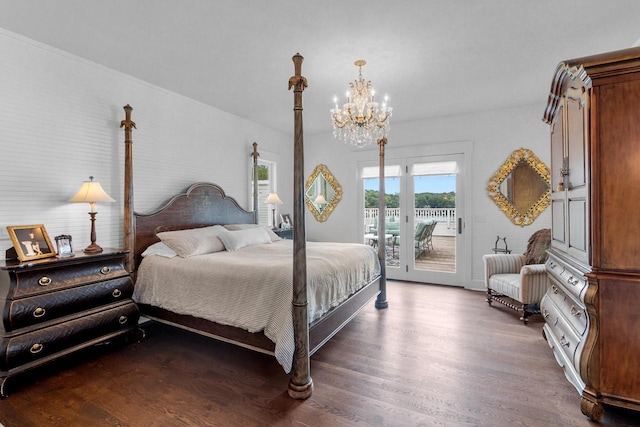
xmin=1 ymin=280 xmax=638 ymax=426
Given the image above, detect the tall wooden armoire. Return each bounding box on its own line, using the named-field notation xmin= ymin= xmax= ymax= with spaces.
xmin=541 ymin=47 xmax=640 ymax=421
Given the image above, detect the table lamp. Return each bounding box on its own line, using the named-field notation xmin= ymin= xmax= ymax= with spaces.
xmin=265 ymin=192 xmax=283 ymax=229
xmin=70 ymin=176 xmax=115 ymax=253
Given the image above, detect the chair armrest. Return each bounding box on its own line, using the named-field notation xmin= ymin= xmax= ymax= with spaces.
xmin=483 ymin=254 xmax=526 ymax=286
xmin=520 ymin=264 xmax=547 ymax=276
xmin=520 ymin=263 xmax=550 ymax=304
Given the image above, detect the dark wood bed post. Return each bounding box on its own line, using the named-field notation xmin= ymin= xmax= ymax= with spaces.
xmin=120 ymin=104 xmax=136 ymax=273
xmin=251 ymin=142 xmax=259 ymax=218
xmin=375 ymin=137 xmax=389 ymax=309
xmin=287 ymin=53 xmax=313 ymax=399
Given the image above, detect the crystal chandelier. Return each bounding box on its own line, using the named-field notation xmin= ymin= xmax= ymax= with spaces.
xmin=331 ymin=59 xmax=392 ymax=147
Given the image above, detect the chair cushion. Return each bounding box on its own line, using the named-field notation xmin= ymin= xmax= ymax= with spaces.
xmin=488 ymin=274 xmax=522 ymax=301
xmin=523 ymin=228 xmax=551 ymax=265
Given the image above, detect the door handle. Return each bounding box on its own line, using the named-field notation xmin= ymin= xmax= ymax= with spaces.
xmin=458 ymin=218 xmax=462 ymax=234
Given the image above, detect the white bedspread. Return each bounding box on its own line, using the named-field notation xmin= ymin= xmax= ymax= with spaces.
xmin=133 ymin=240 xmax=380 ymax=373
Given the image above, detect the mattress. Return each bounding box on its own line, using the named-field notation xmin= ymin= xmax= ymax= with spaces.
xmin=133 ymin=240 xmax=380 ymax=372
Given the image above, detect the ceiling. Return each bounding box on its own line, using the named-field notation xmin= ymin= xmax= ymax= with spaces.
xmin=1 ymin=1 xmax=639 ymax=136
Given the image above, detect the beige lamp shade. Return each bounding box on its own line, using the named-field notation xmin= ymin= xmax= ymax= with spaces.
xmin=265 ymin=192 xmax=283 ymax=205
xmin=314 ymin=194 xmax=327 ymax=205
xmin=70 ymin=176 xmax=115 ymax=212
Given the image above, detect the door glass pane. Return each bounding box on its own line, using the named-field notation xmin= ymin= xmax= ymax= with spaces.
xmin=363 ymin=169 xmax=401 ymax=270
xmin=412 ymin=165 xmax=456 ymax=272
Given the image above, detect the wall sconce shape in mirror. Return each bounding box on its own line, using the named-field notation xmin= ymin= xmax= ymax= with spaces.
xmin=70 ymin=176 xmax=115 ymax=253
xmin=305 ymin=164 xmax=342 ymax=222
xmin=487 ymin=148 xmax=550 ymax=227
xmin=265 ymin=192 xmax=283 ymax=229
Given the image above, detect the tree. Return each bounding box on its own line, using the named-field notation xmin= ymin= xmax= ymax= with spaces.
xmin=365 ymin=190 xmax=455 ymax=208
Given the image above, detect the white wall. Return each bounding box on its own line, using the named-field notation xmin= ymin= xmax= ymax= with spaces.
xmin=304 ymin=104 xmax=552 ymax=290
xmin=0 ymin=29 xmax=292 ymax=256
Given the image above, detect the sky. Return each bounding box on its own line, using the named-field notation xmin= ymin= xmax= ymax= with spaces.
xmin=364 ymin=175 xmax=456 ymax=194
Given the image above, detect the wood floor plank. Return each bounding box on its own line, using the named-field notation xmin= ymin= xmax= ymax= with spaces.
xmin=0 ymin=280 xmax=638 ymax=426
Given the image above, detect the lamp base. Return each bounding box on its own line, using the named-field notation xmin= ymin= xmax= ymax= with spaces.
xmin=83 ymin=243 xmax=104 ymax=254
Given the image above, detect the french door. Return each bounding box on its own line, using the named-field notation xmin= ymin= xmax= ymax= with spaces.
xmin=362 ymin=154 xmax=465 ymax=286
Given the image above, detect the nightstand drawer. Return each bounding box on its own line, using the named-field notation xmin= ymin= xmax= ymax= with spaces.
xmin=11 ymin=258 xmax=128 ymax=298
xmin=1 ymin=301 xmax=139 ymax=371
xmin=5 ymin=276 xmax=134 ymax=332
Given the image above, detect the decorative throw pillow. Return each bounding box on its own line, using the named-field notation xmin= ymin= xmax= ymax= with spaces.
xmin=223 ymin=223 xmax=282 ymax=242
xmin=523 ymin=228 xmax=551 ymax=265
xmin=141 ymin=241 xmax=178 ymax=258
xmin=156 ymin=225 xmax=226 ymax=257
xmin=219 ymin=227 xmax=272 ymax=251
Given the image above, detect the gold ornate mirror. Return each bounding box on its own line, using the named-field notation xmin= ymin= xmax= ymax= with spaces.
xmin=487 ymin=148 xmax=550 ymax=226
xmin=305 ymin=164 xmax=342 ymax=222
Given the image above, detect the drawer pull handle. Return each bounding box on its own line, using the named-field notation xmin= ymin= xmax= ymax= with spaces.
xmin=570 ymin=306 xmax=581 ymax=317
xmin=33 ymin=307 xmax=46 ymax=318
xmin=549 ymin=262 xmax=556 ymax=269
xmin=552 ymin=285 xmax=559 ymax=294
xmin=100 ymin=266 xmax=111 ymax=275
xmin=38 ymin=276 xmax=52 ymax=286
xmin=543 ymin=309 xmax=550 ymax=318
xmin=30 ymin=343 xmax=43 ymax=354
xmin=118 ymin=315 xmax=128 ymax=325
xmin=112 ymin=289 xmax=122 ymax=298
xmin=560 ymin=336 xmax=571 ymax=348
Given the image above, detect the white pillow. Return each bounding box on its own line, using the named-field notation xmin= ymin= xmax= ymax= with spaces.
xmin=156 ymin=225 xmax=226 ymax=257
xmin=224 ymin=223 xmax=282 ymax=242
xmin=219 ymin=227 xmax=272 ymax=251
xmin=141 ymin=241 xmax=178 ymax=258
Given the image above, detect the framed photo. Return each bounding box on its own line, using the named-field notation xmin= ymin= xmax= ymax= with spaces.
xmin=280 ymin=213 xmax=292 ymax=229
xmin=7 ymin=224 xmax=57 ymax=262
xmin=55 ymin=234 xmax=74 ymax=258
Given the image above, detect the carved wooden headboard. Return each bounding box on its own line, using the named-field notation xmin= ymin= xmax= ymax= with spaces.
xmin=132 ymin=182 xmax=256 ymax=270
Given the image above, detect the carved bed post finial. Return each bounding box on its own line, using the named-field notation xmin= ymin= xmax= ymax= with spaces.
xmin=376 ymin=137 xmax=389 ymax=309
xmin=251 ymin=142 xmax=260 ymax=221
xmin=120 ymin=104 xmax=136 ymax=273
xmin=287 ymin=52 xmax=313 ymax=400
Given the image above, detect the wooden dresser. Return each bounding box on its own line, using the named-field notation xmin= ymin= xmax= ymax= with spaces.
xmin=0 ymin=248 xmax=141 ymax=396
xmin=541 ymin=47 xmax=640 ymax=421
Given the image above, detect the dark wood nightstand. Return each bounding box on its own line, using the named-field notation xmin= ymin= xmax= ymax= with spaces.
xmin=0 ymin=248 xmax=143 ymax=397
xmin=273 ymin=228 xmax=293 ymax=239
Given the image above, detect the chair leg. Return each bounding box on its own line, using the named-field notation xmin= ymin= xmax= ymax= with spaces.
xmin=520 ymin=305 xmax=531 ymax=325
xmin=486 ymin=289 xmax=493 ymax=305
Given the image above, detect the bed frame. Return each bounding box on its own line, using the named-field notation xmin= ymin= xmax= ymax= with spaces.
xmin=120 ymin=54 xmax=389 ymax=399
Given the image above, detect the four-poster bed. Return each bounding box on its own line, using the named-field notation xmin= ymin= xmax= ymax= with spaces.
xmin=121 ymin=54 xmax=389 ymax=398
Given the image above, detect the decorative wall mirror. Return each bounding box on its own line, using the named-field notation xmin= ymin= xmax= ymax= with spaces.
xmin=487 ymin=148 xmax=550 ymax=226
xmin=305 ymin=164 xmax=342 ymax=222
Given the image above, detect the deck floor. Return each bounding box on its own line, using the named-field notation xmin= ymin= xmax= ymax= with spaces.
xmin=384 ymin=235 xmax=456 ymax=272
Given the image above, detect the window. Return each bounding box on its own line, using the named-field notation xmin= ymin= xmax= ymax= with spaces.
xmin=250 ymin=159 xmax=277 ymax=226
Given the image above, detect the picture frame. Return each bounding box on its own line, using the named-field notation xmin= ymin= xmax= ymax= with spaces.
xmin=55 ymin=234 xmax=74 ymax=258
xmin=7 ymin=224 xmax=57 ymax=262
xmin=280 ymin=213 xmax=292 ymax=230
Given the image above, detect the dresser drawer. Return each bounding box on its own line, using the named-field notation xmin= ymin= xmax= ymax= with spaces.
xmin=11 ymin=258 xmax=127 ymax=298
xmin=546 ymin=254 xmax=587 ymax=300
xmin=0 ymin=302 xmax=139 ymax=371
xmin=541 ymin=294 xmax=582 ymax=367
xmin=546 ymin=277 xmax=588 ymax=336
xmin=4 ymin=276 xmax=134 ymax=332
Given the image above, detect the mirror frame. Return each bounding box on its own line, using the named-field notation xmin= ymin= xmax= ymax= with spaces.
xmin=487 ymin=148 xmax=550 ymax=227
xmin=305 ymin=164 xmax=343 ymax=222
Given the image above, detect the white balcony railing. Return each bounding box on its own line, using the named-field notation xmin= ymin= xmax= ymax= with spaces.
xmin=364 ymin=208 xmax=456 ymax=232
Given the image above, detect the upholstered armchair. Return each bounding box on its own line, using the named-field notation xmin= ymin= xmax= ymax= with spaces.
xmin=482 ymin=229 xmax=551 ymax=324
